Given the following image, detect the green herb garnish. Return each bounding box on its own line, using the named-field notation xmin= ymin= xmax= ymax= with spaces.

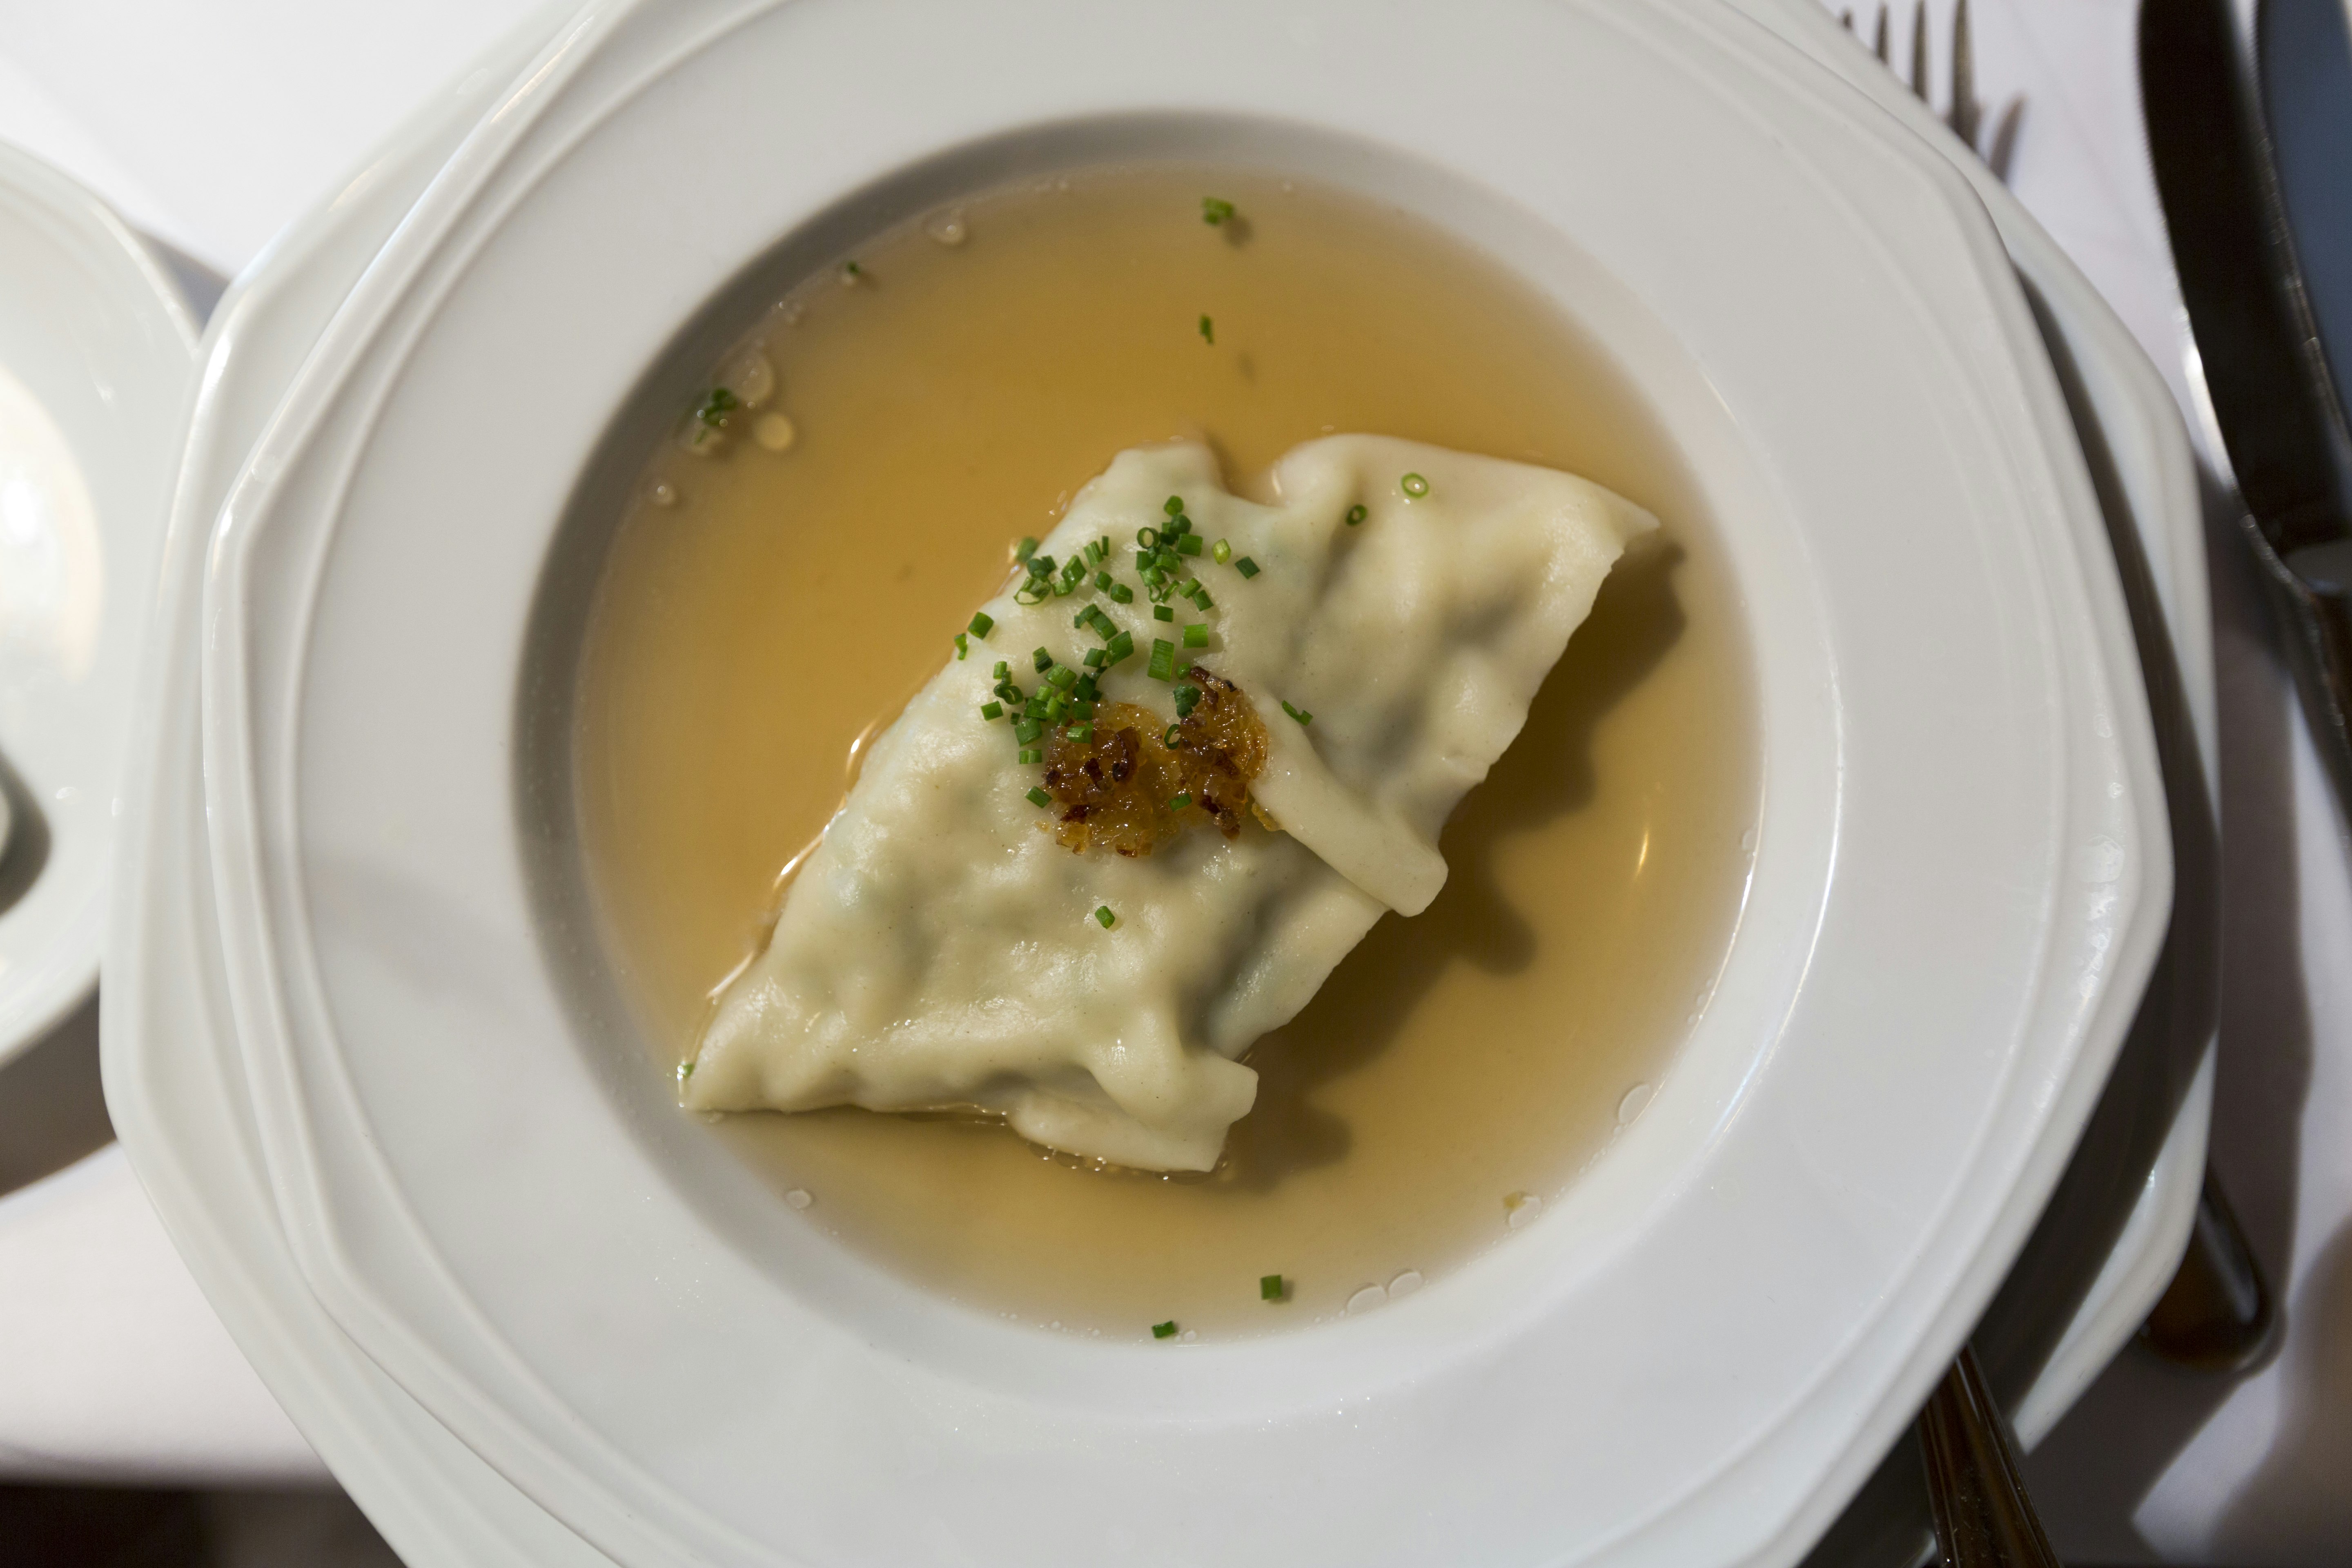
xmin=1401 ymin=472 xmax=1430 ymax=499
xmin=694 ymin=386 xmax=741 ymax=430
xmin=1182 ymin=624 xmax=1208 ymax=649
xmin=1198 ymin=314 xmax=1214 ymax=345
xmin=1211 ymin=539 xmax=1232 ymax=565
xmin=953 ymin=633 xmax=968 ymax=659
xmin=967 ymin=612 xmax=994 ymax=639
xmin=1027 ymin=786 xmax=1052 ymax=808
xmin=980 ymin=702 xmax=1003 ymax=720
xmin=1148 ymin=639 xmax=1177 ymax=682
xmin=1202 ymin=196 xmax=1236 ymax=226
xmin=1282 ymin=699 xmax=1312 ymax=726
xmin=1168 ymin=793 xmax=1192 ymax=812
xmin=1345 ymin=504 xmax=1368 ymax=526
xmin=1096 ymin=906 xmax=1118 ymax=929
xmin=1261 ymin=1274 xmax=1284 ymax=1301
xmin=1233 ymin=558 xmax=1259 ymax=580
xmin=1152 ymin=1319 xmax=1176 ymax=1338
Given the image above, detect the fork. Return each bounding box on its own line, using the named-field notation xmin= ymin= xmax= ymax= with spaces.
xmin=1842 ymin=0 xmax=2025 ymax=179
xmin=1840 ymin=3 xmax=2272 ymax=1562
xmin=1835 ymin=10 xmax=2062 ymax=1564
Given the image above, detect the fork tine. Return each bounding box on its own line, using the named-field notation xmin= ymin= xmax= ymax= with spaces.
xmin=1840 ymin=9 xmax=1854 ymax=30
xmin=1949 ymin=0 xmax=1980 ymax=147
xmin=1874 ymin=5 xmax=1889 ymax=63
xmin=1910 ymin=0 xmax=1930 ymax=102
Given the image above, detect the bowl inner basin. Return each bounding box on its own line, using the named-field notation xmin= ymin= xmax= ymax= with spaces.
xmin=518 ymin=125 xmax=1774 ymax=1350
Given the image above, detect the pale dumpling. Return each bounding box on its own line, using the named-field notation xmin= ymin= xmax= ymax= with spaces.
xmin=683 ymin=435 xmax=1657 ymax=1170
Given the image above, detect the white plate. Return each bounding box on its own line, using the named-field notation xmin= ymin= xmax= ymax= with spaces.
xmin=106 ymin=3 xmax=2201 ymax=1568
xmin=1728 ymin=0 xmax=2216 ymax=1454
xmin=0 ymin=140 xmax=194 ymax=1061
xmin=101 ymin=7 xmax=608 ymax=1564
xmin=199 ymin=0 xmax=2169 ymax=1562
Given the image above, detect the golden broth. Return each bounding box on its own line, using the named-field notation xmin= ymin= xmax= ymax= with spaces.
xmin=575 ymin=167 xmax=1755 ymax=1336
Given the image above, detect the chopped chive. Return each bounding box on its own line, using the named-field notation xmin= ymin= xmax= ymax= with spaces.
xmin=1164 ymin=723 xmax=1183 ymax=746
xmin=1043 ymin=694 xmax=1067 ymax=721
xmin=1345 ymin=504 xmax=1368 ymax=526
xmin=1177 ymin=532 xmax=1202 ymax=556
xmin=1014 ymin=719 xmax=1043 ymax=744
xmin=1137 ymin=527 xmax=1160 ymax=549
xmin=954 ymin=633 xmax=969 ymax=658
xmin=980 ymin=701 xmax=1003 ymax=720
xmin=1168 ymin=792 xmax=1192 ymax=812
xmin=1202 ymin=196 xmax=1236 ymax=226
xmin=842 ymin=260 xmax=862 ymax=278
xmin=1143 ymin=566 xmax=1169 ymax=588
xmin=1033 ymin=648 xmax=1053 ymax=672
xmin=1015 ymin=536 xmax=1039 ymax=563
xmin=1027 ymin=786 xmax=1052 ymax=808
xmin=1261 ymin=1274 xmax=1284 ymax=1301
xmin=1198 ymin=314 xmax=1214 ymax=345
xmin=1173 ymin=685 xmax=1200 ymax=717
xmin=1401 ymin=471 xmax=1430 ymax=499
xmin=995 ymin=683 xmax=1022 ymax=703
xmin=1182 ymin=624 xmax=1208 ymax=649
xmin=1212 ymin=539 xmax=1232 ymax=565
xmin=1094 ymin=570 xmax=1114 ymax=592
xmin=1018 ymin=748 xmax=1043 ymax=764
xmin=1082 ymin=648 xmax=1106 ymax=668
xmin=1027 ymin=555 xmax=1055 ymax=579
xmin=1153 ymin=604 xmax=1175 ymax=622
xmin=1107 ymin=581 xmax=1135 ymax=604
xmin=1049 ymin=664 xmax=1078 ymax=690
xmin=1282 ymin=700 xmax=1312 ymax=726
xmin=1071 ymin=700 xmax=1096 ymax=720
xmin=694 ymin=386 xmax=741 ymax=431
xmin=1166 ymin=514 xmax=1191 ymax=537
xmin=993 ymin=660 xmax=1010 ymax=679
xmin=1165 ymin=496 xmax=1185 ymax=516
xmin=967 ymin=612 xmax=994 ymax=639
xmin=1066 ymin=724 xmax=1094 ymax=743
xmin=1014 ymin=582 xmax=1047 ymax=605
xmin=1151 ymin=1318 xmax=1176 ymax=1338
xmin=1191 ymin=588 xmax=1216 ymax=610
xmin=1148 ymin=639 xmax=1177 ymax=681
xmin=1108 ymin=629 xmax=1135 ymax=659
xmin=1074 ymin=676 xmax=1099 ymax=701
xmin=1096 ymin=905 xmax=1118 ymax=929
xmin=1234 ymin=557 xmax=1260 ymax=579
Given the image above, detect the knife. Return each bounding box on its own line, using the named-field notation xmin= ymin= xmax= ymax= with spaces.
xmin=2142 ymin=0 xmax=2352 ymax=820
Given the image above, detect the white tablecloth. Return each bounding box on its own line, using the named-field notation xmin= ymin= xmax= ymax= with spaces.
xmin=0 ymin=2 xmax=2343 ymax=1562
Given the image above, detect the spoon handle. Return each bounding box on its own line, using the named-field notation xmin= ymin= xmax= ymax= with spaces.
xmin=1915 ymin=1345 xmax=2061 ymax=1568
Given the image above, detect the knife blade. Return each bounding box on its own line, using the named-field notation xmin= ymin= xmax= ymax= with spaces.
xmin=2142 ymin=0 xmax=2352 ymax=816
